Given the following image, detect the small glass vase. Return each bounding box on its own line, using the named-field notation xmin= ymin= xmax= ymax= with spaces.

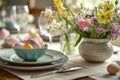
xmin=79 ymin=38 xmax=113 ymax=62
xmin=60 ymin=33 xmax=76 ymax=55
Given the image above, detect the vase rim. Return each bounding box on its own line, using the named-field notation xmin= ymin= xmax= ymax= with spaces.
xmin=82 ymin=38 xmax=109 ymax=43
xmin=82 ymin=38 xmax=109 ymax=40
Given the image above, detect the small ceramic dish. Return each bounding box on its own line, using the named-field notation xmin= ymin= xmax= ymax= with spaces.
xmin=14 ymin=45 xmax=48 ymax=62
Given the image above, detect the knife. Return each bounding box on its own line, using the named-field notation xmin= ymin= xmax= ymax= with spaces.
xmin=31 ymin=67 xmax=82 ymax=78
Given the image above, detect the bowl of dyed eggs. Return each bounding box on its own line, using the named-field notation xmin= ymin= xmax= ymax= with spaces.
xmin=13 ymin=39 xmax=48 ymax=62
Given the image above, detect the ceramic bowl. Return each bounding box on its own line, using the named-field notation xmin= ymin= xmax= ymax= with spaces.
xmin=14 ymin=45 xmax=48 ymax=62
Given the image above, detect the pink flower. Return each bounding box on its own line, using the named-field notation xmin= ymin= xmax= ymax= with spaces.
xmin=111 ymin=30 xmax=119 ymax=36
xmin=77 ymin=18 xmax=90 ymax=31
xmin=113 ymin=22 xmax=120 ymax=30
xmin=96 ymin=28 xmax=105 ymax=34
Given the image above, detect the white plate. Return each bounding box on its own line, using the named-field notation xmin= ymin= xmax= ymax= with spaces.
xmin=0 ymin=49 xmax=66 ymax=66
xmin=0 ymin=55 xmax=68 ymax=70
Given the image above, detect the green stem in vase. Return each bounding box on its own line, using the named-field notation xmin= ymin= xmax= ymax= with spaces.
xmin=64 ymin=33 xmax=72 ymax=55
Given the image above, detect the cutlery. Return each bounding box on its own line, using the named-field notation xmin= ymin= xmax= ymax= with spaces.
xmin=31 ymin=67 xmax=82 ymax=78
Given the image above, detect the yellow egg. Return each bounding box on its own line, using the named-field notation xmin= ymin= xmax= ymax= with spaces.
xmin=107 ymin=63 xmax=120 ymax=75
xmin=24 ymin=44 xmax=33 ymax=49
xmin=32 ymin=33 xmax=40 ymax=38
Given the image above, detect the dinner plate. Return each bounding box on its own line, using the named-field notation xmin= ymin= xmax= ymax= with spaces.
xmin=0 ymin=55 xmax=68 ymax=70
xmin=0 ymin=49 xmax=66 ymax=66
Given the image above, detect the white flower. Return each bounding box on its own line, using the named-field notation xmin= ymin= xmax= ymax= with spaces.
xmin=45 ymin=19 xmax=67 ymax=36
xmin=44 ymin=8 xmax=53 ymax=17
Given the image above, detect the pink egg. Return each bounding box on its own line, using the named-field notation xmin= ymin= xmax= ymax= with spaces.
xmin=7 ymin=37 xmax=20 ymax=46
xmin=33 ymin=37 xmax=45 ymax=47
xmin=0 ymin=28 xmax=10 ymax=40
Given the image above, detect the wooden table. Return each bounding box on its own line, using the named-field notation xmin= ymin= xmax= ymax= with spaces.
xmin=0 ymin=68 xmax=22 ymax=80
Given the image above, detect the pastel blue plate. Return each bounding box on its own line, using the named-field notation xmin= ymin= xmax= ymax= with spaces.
xmin=0 ymin=55 xmax=68 ymax=70
xmin=0 ymin=49 xmax=67 ymax=66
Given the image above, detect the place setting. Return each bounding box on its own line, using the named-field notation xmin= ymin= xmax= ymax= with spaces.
xmin=0 ymin=49 xmax=68 ymax=70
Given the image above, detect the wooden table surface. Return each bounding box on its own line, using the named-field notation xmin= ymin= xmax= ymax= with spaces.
xmin=0 ymin=68 xmax=22 ymax=80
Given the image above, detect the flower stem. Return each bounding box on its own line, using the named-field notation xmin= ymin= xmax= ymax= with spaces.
xmin=64 ymin=33 xmax=72 ymax=55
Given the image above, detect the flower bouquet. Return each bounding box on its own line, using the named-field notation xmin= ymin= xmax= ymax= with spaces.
xmin=75 ymin=0 xmax=120 ymax=45
xmin=42 ymin=0 xmax=120 ymax=55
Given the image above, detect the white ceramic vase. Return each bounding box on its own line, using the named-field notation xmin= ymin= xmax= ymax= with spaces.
xmin=79 ymin=38 xmax=113 ymax=62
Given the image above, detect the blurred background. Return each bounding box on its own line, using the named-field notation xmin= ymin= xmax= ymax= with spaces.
xmin=0 ymin=0 xmax=120 ymax=45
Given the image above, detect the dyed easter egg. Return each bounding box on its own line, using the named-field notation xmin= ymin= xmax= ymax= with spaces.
xmin=107 ymin=63 xmax=120 ymax=75
xmin=29 ymin=39 xmax=41 ymax=48
xmin=32 ymin=33 xmax=40 ymax=38
xmin=23 ymin=39 xmax=31 ymax=44
xmin=24 ymin=44 xmax=33 ymax=49
xmin=16 ymin=35 xmax=23 ymax=41
xmin=38 ymin=38 xmax=45 ymax=47
xmin=0 ymin=28 xmax=10 ymax=40
xmin=13 ymin=43 xmax=24 ymax=49
xmin=4 ymin=37 xmax=20 ymax=46
xmin=34 ymin=37 xmax=45 ymax=47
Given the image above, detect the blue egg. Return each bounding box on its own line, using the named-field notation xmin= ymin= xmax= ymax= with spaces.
xmin=29 ymin=39 xmax=41 ymax=48
xmin=29 ymin=39 xmax=37 ymax=45
xmin=14 ymin=43 xmax=24 ymax=48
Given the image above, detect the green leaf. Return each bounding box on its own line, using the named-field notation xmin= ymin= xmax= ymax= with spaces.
xmin=75 ymin=27 xmax=81 ymax=34
xmin=62 ymin=17 xmax=75 ymax=26
xmin=74 ymin=35 xmax=82 ymax=46
xmin=65 ymin=4 xmax=74 ymax=16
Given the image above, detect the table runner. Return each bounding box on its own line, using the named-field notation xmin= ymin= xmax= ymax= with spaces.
xmin=2 ymin=54 xmax=117 ymax=80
